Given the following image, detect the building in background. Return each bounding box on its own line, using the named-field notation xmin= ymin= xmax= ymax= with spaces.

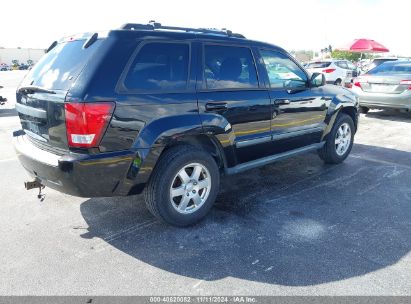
xmin=0 ymin=47 xmax=45 ymax=65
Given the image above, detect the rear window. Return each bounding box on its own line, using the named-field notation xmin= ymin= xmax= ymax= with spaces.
xmin=204 ymin=45 xmax=258 ymax=89
xmin=306 ymin=62 xmax=331 ymax=69
xmin=368 ymin=62 xmax=411 ymax=74
xmin=123 ymin=42 xmax=190 ymax=91
xmin=335 ymin=61 xmax=348 ymax=69
xmin=346 ymin=61 xmax=356 ymax=70
xmin=22 ymin=39 xmax=103 ymax=91
xmin=373 ymin=58 xmax=397 ymax=64
xmin=368 ymin=58 xmax=398 ymax=71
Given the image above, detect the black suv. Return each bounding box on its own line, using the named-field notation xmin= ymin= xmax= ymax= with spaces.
xmin=13 ymin=22 xmax=359 ymax=226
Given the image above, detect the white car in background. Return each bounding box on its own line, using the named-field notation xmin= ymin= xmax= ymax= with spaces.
xmin=306 ymin=59 xmax=357 ymax=86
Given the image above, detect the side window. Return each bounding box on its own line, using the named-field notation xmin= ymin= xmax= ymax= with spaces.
xmin=124 ymin=42 xmax=189 ymax=91
xmin=260 ymin=50 xmax=308 ymax=89
xmin=336 ymin=61 xmax=348 ymax=69
xmin=204 ymin=45 xmax=258 ymax=89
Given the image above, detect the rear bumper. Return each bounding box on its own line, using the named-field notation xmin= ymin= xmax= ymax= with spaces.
xmin=13 ymin=132 xmax=150 ymax=197
xmin=360 ymin=100 xmax=411 ymax=110
xmin=352 ymin=88 xmax=411 ymax=109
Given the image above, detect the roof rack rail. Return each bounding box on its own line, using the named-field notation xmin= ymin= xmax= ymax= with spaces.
xmin=120 ymin=21 xmax=245 ymax=38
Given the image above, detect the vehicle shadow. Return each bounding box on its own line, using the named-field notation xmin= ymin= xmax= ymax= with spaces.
xmin=364 ymin=109 xmax=411 ymax=122
xmin=79 ymin=143 xmax=411 ymax=286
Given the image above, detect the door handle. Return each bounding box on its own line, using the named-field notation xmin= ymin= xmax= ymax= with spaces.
xmin=275 ymin=99 xmax=290 ymax=105
xmin=205 ymin=102 xmax=228 ymax=111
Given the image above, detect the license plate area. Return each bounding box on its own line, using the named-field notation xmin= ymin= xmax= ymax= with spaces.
xmin=19 ymin=112 xmax=50 ymax=142
xmin=26 ymin=121 xmax=40 ymax=135
xmin=370 ymin=84 xmax=396 ymax=93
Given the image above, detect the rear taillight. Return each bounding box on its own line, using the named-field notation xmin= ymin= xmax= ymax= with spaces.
xmin=400 ymin=80 xmax=411 ymax=90
xmin=354 ymin=81 xmax=362 ymax=89
xmin=64 ymin=102 xmax=114 ymax=148
xmin=322 ymin=68 xmax=336 ymax=73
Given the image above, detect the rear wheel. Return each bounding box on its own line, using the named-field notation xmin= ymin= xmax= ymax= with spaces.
xmin=318 ymin=113 xmax=355 ymax=164
xmin=144 ymin=145 xmax=220 ymax=226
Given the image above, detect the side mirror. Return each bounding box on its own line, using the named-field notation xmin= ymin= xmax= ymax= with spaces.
xmin=311 ymin=72 xmax=326 ymax=87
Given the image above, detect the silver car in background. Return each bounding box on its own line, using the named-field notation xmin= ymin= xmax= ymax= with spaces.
xmin=352 ymin=61 xmax=411 ymax=113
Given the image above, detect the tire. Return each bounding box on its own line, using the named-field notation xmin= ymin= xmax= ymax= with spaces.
xmin=334 ymin=79 xmax=342 ymax=86
xmin=144 ymin=145 xmax=220 ymax=227
xmin=318 ymin=113 xmax=355 ymax=164
xmin=360 ymin=106 xmax=369 ymax=114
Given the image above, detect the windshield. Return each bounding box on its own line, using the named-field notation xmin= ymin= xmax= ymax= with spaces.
xmin=21 ymin=39 xmax=103 ymax=91
xmin=306 ymin=62 xmax=331 ymax=69
xmin=367 ymin=62 xmax=411 ymax=74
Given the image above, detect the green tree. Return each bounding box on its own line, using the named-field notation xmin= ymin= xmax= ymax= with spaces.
xmin=331 ymin=50 xmax=376 ymax=61
xmin=331 ymin=50 xmax=362 ymax=61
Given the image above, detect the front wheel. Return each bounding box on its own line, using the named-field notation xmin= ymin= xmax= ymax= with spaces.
xmin=318 ymin=113 xmax=355 ymax=164
xmin=144 ymin=145 xmax=220 ymax=226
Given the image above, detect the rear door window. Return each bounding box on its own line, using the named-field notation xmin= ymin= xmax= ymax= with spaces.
xmin=22 ymin=39 xmax=103 ymax=91
xmin=123 ymin=42 xmax=189 ymax=91
xmin=203 ymin=45 xmax=258 ymax=89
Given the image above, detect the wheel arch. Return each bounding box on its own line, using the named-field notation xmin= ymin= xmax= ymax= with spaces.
xmin=334 ymin=78 xmax=343 ymax=85
xmin=160 ymin=134 xmax=227 ymax=171
xmin=322 ymin=104 xmax=359 ymax=142
xmin=126 ymin=134 xmax=228 ymax=196
xmin=340 ymin=106 xmax=358 ymax=131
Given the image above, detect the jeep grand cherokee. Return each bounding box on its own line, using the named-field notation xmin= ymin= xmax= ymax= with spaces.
xmin=13 ymin=22 xmax=359 ymax=226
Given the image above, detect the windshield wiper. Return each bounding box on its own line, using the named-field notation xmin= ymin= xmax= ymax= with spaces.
xmin=18 ymin=86 xmax=56 ymax=95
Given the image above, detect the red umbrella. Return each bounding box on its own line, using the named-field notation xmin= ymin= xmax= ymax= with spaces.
xmin=337 ymin=39 xmax=389 ymax=53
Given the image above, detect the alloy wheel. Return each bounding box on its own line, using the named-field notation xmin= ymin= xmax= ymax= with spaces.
xmin=169 ymin=163 xmax=211 ymax=214
xmin=335 ymin=122 xmax=352 ymax=156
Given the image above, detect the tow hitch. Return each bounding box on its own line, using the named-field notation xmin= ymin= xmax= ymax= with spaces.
xmin=24 ymin=179 xmax=46 ymax=201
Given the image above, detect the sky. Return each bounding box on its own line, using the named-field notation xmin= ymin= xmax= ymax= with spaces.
xmin=0 ymin=0 xmax=410 ymax=56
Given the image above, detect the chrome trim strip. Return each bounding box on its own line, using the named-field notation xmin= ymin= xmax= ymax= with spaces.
xmin=272 ymin=126 xmax=325 ymax=141
xmin=15 ymin=103 xmax=47 ymax=119
xmin=236 ymin=135 xmax=271 ymax=148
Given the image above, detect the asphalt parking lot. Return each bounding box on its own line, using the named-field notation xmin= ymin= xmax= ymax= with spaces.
xmin=0 ymin=71 xmax=410 ymax=295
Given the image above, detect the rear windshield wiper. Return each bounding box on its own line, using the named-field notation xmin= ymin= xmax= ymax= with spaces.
xmin=46 ymin=41 xmax=57 ymax=53
xmin=18 ymin=86 xmax=56 ymax=95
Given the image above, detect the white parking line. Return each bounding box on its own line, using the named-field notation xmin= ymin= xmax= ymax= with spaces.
xmin=350 ymin=154 xmax=411 ymax=170
xmin=192 ymin=280 xmax=204 ymax=289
